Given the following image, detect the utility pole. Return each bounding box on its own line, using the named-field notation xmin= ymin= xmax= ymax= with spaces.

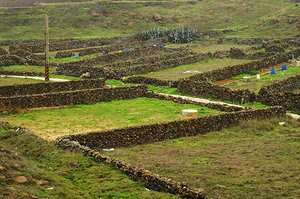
xmin=44 ymin=14 xmax=50 ymax=81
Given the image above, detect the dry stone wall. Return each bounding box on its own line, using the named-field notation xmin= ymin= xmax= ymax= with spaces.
xmin=55 ymin=37 xmax=168 ymax=58
xmin=0 ymin=70 xmax=44 ymax=77
xmin=59 ymin=107 xmax=285 ymax=149
xmin=187 ymin=49 xmax=300 ymax=82
xmin=0 ymin=79 xmax=105 ymax=97
xmin=0 ymin=85 xmax=147 ymax=111
xmin=258 ymin=75 xmax=300 ymax=111
xmin=123 ymin=76 xmax=179 ymax=88
xmin=177 ymin=80 xmax=256 ymax=104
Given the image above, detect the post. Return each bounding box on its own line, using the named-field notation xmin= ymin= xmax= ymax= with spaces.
xmin=44 ymin=14 xmax=50 ymax=81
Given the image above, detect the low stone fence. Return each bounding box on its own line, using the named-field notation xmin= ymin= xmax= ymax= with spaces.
xmin=145 ymin=91 xmax=247 ymax=112
xmin=257 ymin=75 xmax=300 ymax=111
xmin=54 ymin=45 xmax=166 ymax=68
xmin=11 ymin=38 xmax=111 ymax=53
xmin=177 ymin=80 xmax=256 ymax=104
xmin=57 ymin=51 xmax=211 ymax=79
xmin=55 ymin=37 xmax=168 ymax=58
xmin=58 ymin=106 xmax=285 ymax=149
xmin=188 ymin=49 xmax=300 ymax=82
xmin=0 ymin=79 xmax=105 ymax=97
xmin=0 ymin=85 xmax=147 ymax=111
xmin=0 ymin=70 xmax=44 ymax=77
xmin=123 ymin=76 xmax=179 ymax=88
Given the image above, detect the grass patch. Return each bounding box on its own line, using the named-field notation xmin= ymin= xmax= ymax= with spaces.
xmin=105 ymin=79 xmax=184 ymax=95
xmin=141 ymin=58 xmax=252 ymax=80
xmin=2 ymin=97 xmax=223 ymax=141
xmin=0 ymin=76 xmax=44 ymax=86
xmin=225 ymin=66 xmax=300 ymax=93
xmin=0 ymin=65 xmax=56 ymax=73
xmin=102 ymin=117 xmax=300 ymax=199
xmin=231 ymin=70 xmax=259 ymax=80
xmin=0 ymin=124 xmax=179 ymax=199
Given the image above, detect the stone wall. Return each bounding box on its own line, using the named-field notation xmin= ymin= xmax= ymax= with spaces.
xmin=11 ymin=38 xmax=111 ymax=53
xmin=55 ymin=37 xmax=168 ymax=58
xmin=0 ymin=85 xmax=147 ymax=111
xmin=187 ymin=49 xmax=300 ymax=82
xmin=145 ymin=91 xmax=247 ymax=112
xmin=177 ymin=80 xmax=256 ymax=104
xmin=0 ymin=70 xmax=44 ymax=77
xmin=59 ymin=107 xmax=285 ymax=149
xmin=57 ymin=51 xmax=212 ymax=79
xmin=123 ymin=76 xmax=179 ymax=88
xmin=0 ymin=79 xmax=105 ymax=97
xmin=55 ymin=137 xmax=210 ymax=199
xmin=257 ymin=75 xmax=300 ymax=111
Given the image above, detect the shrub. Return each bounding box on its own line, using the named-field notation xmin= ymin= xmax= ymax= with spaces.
xmin=247 ymin=70 xmax=259 ymax=75
xmin=274 ymin=39 xmax=281 ymax=43
xmin=135 ymin=26 xmax=199 ymax=44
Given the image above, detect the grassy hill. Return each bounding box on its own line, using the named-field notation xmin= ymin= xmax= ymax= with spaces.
xmin=0 ymin=0 xmax=299 ymax=41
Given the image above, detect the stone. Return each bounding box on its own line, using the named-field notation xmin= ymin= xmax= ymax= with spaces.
xmin=67 ymin=162 xmax=78 ymax=168
xmin=0 ymin=164 xmax=5 ymax=171
xmin=36 ymin=180 xmax=50 ymax=186
xmin=59 ymin=171 xmax=68 ymax=176
xmin=152 ymin=14 xmax=163 ymax=21
xmin=15 ymin=176 xmax=28 ymax=184
xmin=91 ymin=13 xmax=101 ymax=17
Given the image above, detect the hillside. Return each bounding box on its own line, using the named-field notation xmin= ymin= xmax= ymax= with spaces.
xmin=0 ymin=0 xmax=299 ymax=41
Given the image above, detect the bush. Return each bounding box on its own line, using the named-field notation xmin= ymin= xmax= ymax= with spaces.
xmin=135 ymin=26 xmax=199 ymax=44
xmin=247 ymin=70 xmax=259 ymax=75
xmin=274 ymin=39 xmax=281 ymax=43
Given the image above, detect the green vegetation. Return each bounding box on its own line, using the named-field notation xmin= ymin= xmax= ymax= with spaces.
xmin=225 ymin=66 xmax=300 ymax=93
xmin=141 ymin=58 xmax=252 ymax=80
xmin=231 ymin=70 xmax=259 ymax=80
xmin=0 ymin=65 xmax=56 ymax=73
xmin=0 ymin=0 xmax=298 ymax=41
xmin=0 ymin=76 xmax=44 ymax=86
xmin=2 ymin=97 xmax=223 ymax=140
xmin=102 ymin=117 xmax=300 ymax=199
xmin=105 ymin=79 xmax=184 ymax=95
xmin=0 ymin=124 xmax=179 ymax=199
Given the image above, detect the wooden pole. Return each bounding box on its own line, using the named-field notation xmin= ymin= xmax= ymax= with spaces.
xmin=44 ymin=14 xmax=50 ymax=81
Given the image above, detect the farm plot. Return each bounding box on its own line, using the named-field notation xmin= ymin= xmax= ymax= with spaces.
xmin=224 ymin=66 xmax=300 ymax=93
xmin=140 ymin=58 xmax=252 ymax=80
xmin=102 ymin=117 xmax=300 ymax=199
xmin=0 ymin=76 xmax=44 ymax=86
xmin=166 ymin=42 xmax=253 ymax=54
xmin=2 ymin=97 xmax=223 ymax=141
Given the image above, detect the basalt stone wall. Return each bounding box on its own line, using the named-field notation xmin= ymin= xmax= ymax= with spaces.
xmin=188 ymin=49 xmax=300 ymax=82
xmin=0 ymin=85 xmax=147 ymax=111
xmin=145 ymin=91 xmax=247 ymax=112
xmin=0 ymin=55 xmax=26 ymax=66
xmin=60 ymin=107 xmax=285 ymax=149
xmin=0 ymin=48 xmax=9 ymax=56
xmin=55 ymin=138 xmax=210 ymax=199
xmin=54 ymin=46 xmax=166 ymax=68
xmin=0 ymin=79 xmax=105 ymax=97
xmin=55 ymin=37 xmax=168 ymax=58
xmin=12 ymin=38 xmax=111 ymax=53
xmin=0 ymin=70 xmax=44 ymax=77
xmin=123 ymin=76 xmax=179 ymax=88
xmin=177 ymin=80 xmax=256 ymax=104
xmin=57 ymin=52 xmax=212 ymax=79
xmin=258 ymin=75 xmax=300 ymax=110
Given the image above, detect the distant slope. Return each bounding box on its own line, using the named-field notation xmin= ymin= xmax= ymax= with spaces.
xmin=0 ymin=0 xmax=299 ymax=41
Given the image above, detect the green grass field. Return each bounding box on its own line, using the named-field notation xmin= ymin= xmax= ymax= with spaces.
xmin=0 ymin=76 xmax=44 ymax=86
xmin=0 ymin=124 xmax=179 ymax=199
xmin=2 ymin=97 xmax=223 ymax=140
xmin=102 ymin=117 xmax=300 ymax=199
xmin=224 ymin=66 xmax=300 ymax=93
xmin=0 ymin=0 xmax=298 ymax=41
xmin=141 ymin=58 xmax=252 ymax=80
